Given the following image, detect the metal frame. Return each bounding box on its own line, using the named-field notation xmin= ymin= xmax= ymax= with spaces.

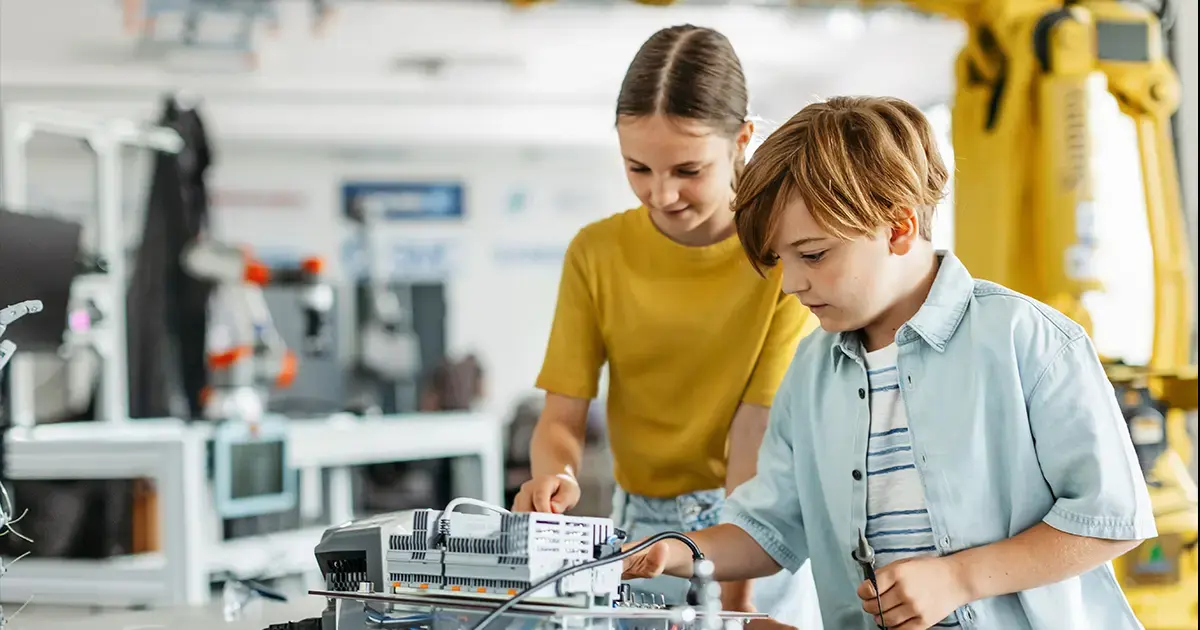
xmin=1 ymin=104 xmax=184 ymax=428
xmin=1 ymin=412 xmax=504 ymax=607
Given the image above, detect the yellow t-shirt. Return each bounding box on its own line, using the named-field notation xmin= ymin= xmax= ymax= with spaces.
xmin=536 ymin=207 xmax=816 ymax=498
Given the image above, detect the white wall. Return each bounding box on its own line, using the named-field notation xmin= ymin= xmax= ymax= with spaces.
xmin=0 ymin=0 xmax=965 ymax=143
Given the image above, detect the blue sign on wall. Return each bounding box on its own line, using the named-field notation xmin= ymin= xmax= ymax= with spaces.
xmin=342 ymin=181 xmax=465 ymax=222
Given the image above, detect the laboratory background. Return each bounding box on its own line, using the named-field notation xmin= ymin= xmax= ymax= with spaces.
xmin=0 ymin=0 xmax=1196 ymax=629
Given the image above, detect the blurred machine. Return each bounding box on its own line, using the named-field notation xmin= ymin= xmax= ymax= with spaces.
xmin=182 ymin=239 xmax=332 ymax=424
xmin=926 ymin=1 xmax=1198 ymax=626
xmin=345 ymin=191 xmax=423 ymax=414
xmin=181 ymin=239 xmax=333 ymax=519
xmin=122 ymin=0 xmax=335 ymax=59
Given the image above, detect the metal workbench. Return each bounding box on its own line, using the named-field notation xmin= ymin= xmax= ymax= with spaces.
xmin=283 ymin=588 xmax=765 ymax=630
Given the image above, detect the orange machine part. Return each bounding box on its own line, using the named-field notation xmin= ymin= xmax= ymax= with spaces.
xmin=244 ymin=259 xmax=270 ymax=285
xmin=301 ymin=256 xmax=324 ymax=275
xmin=208 ymin=346 xmax=251 ymax=370
xmin=275 ymin=350 xmax=298 ymax=389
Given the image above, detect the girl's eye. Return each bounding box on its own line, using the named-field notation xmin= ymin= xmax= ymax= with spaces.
xmin=801 ymin=251 xmax=826 ymax=263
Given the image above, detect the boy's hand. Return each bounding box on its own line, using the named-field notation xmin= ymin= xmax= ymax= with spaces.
xmin=620 ymin=539 xmax=671 ymax=580
xmin=511 ymin=473 xmax=580 ymax=514
xmin=857 ymin=556 xmax=971 ymax=630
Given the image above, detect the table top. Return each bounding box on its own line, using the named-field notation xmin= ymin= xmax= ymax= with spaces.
xmin=263 ymin=589 xmax=763 ymax=630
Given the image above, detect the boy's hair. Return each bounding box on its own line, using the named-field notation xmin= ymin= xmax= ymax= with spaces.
xmin=734 ymin=96 xmax=949 ymax=274
xmin=616 ymin=25 xmax=749 ymax=185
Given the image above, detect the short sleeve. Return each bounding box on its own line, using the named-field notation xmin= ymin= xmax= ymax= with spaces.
xmin=721 ymin=382 xmax=809 ymax=573
xmin=743 ymin=288 xmax=816 ymax=407
xmin=534 ymin=232 xmax=606 ymax=399
xmin=1029 ymin=334 xmax=1157 ymax=541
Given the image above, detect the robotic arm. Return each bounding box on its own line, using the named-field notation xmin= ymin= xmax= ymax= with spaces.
xmin=181 ymin=240 xmax=332 ymax=422
xmin=0 ymin=300 xmax=42 ymax=374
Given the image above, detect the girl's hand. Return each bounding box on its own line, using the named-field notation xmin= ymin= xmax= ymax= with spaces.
xmin=510 ymin=473 xmax=581 ymax=514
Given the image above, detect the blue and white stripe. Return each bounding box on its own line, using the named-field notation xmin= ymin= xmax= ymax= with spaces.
xmin=863 ymin=345 xmax=959 ymax=628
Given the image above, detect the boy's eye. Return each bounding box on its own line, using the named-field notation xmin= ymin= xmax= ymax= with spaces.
xmin=676 ymin=169 xmax=701 ymax=177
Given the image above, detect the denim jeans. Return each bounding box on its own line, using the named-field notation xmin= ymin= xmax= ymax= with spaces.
xmin=612 ymin=487 xmax=823 ymax=628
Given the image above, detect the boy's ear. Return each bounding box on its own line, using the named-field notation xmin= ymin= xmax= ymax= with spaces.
xmin=888 ymin=208 xmax=920 ymax=255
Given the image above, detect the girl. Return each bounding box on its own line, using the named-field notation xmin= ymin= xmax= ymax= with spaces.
xmin=511 ymin=25 xmax=821 ymax=626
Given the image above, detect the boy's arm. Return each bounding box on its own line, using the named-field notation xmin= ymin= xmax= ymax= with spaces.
xmin=861 ymin=333 xmax=1156 ymax=627
xmin=861 ymin=524 xmax=1140 ymax=628
xmin=722 ymin=295 xmax=814 ymax=609
xmin=720 ymin=378 xmax=810 ymax=577
xmin=949 ymin=521 xmax=1139 ymax=600
xmin=956 ymin=332 xmax=1155 ymax=585
xmin=624 ymin=376 xmax=810 ymax=585
xmin=642 ymin=523 xmax=785 ymax=581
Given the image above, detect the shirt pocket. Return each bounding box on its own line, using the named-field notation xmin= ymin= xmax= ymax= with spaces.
xmin=902 ymin=361 xmax=987 ymax=459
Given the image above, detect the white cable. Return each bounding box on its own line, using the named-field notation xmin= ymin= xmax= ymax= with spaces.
xmin=442 ymin=498 xmax=510 ymax=517
xmin=437 ymin=499 xmax=511 ymax=538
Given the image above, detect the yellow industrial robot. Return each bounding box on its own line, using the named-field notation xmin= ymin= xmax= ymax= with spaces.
xmin=508 ymin=0 xmax=1198 ymax=626
xmin=927 ymin=1 xmax=1198 ymax=627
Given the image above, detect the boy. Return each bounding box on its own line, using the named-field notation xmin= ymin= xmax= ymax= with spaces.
xmin=621 ymin=96 xmax=1156 ymax=630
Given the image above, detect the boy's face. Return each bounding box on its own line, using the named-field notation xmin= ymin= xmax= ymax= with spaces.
xmin=769 ymin=194 xmax=915 ymax=333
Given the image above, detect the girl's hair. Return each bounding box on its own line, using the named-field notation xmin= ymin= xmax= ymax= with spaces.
xmin=615 ymin=25 xmax=750 ymax=185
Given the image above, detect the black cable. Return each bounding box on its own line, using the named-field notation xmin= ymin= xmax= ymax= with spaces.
xmin=471 ymin=531 xmax=703 ymax=630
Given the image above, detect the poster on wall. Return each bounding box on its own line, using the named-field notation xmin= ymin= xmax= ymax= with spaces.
xmin=342 ymin=181 xmax=465 ymax=222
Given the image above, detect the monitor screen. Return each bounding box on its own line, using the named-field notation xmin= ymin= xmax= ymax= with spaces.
xmin=229 ymin=439 xmax=286 ymax=500
xmin=0 ymin=208 xmax=81 ymax=351
xmin=211 ymin=417 xmax=296 ymax=519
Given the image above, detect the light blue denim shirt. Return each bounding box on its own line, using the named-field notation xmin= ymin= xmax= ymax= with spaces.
xmin=722 ymin=251 xmax=1156 ymax=630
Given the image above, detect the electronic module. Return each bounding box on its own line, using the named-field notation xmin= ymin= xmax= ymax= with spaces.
xmin=314 ymin=499 xmax=624 ymax=607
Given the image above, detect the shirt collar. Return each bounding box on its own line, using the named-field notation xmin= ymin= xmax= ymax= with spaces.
xmin=832 ymin=250 xmax=974 ymax=363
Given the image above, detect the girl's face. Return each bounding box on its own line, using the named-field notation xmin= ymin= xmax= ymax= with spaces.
xmin=617 ymin=114 xmax=752 ymax=245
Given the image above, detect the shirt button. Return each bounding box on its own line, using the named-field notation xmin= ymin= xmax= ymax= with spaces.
xmin=852 ymin=469 xmax=863 ymax=481
xmin=964 ymin=606 xmax=975 ymax=621
xmin=858 ymin=388 xmax=866 ymax=399
xmin=941 ymin=535 xmax=951 ymax=549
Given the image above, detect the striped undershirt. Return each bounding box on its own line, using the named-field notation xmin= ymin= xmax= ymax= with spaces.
xmin=864 ymin=343 xmax=959 ymax=628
